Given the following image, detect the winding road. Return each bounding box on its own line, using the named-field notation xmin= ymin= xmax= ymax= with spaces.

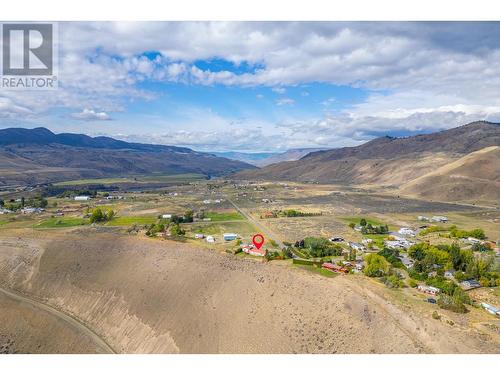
xmin=0 ymin=286 xmax=116 ymax=354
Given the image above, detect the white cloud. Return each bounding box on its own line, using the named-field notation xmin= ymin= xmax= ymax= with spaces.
xmin=272 ymin=87 xmax=286 ymax=94
xmin=276 ymin=98 xmax=295 ymax=106
xmin=3 ymin=22 xmax=500 ymax=151
xmin=71 ymin=108 xmax=112 ymax=121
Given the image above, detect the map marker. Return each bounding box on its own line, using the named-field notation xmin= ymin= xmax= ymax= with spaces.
xmin=252 ymin=234 xmax=265 ymax=250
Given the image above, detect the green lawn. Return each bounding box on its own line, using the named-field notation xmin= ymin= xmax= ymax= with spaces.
xmin=54 ymin=173 xmax=205 ymax=186
xmin=36 ymin=217 xmax=88 ymax=228
xmin=105 ymin=216 xmax=157 ymax=226
xmin=204 ymin=211 xmax=244 ymax=221
xmin=363 ymin=233 xmax=387 ymax=248
xmin=293 ymin=263 xmax=338 ymax=278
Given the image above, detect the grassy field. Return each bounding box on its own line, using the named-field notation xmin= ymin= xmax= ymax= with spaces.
xmin=204 ymin=211 xmax=244 ymax=221
xmin=36 ymin=217 xmax=88 ymax=228
xmin=341 ymin=216 xmax=387 ymax=226
xmin=105 ymin=216 xmax=157 ymax=226
xmin=54 ymin=173 xmax=205 ymax=186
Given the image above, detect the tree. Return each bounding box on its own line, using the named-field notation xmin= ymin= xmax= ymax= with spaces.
xmin=360 ymin=218 xmax=367 ymax=227
xmin=348 ymin=222 xmax=356 ymax=229
xmin=89 ymin=208 xmax=105 ymax=223
xmin=106 ymin=209 xmax=115 ymax=221
xmin=0 ymin=199 xmax=4 ymax=207
xmin=21 ymin=197 xmax=25 ymax=208
xmin=364 ymin=254 xmax=391 ymax=277
xmin=170 ymin=224 xmax=185 ymax=236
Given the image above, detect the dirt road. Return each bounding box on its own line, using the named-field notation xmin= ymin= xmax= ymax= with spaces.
xmin=226 ymin=196 xmax=286 ymax=248
xmin=0 ymin=286 xmax=116 ymax=354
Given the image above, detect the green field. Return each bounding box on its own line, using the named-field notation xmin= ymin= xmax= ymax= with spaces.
xmin=36 ymin=217 xmax=88 ymax=228
xmin=204 ymin=211 xmax=244 ymax=221
xmin=341 ymin=216 xmax=387 ymax=226
xmin=105 ymin=216 xmax=157 ymax=226
xmin=54 ymin=173 xmax=205 ymax=186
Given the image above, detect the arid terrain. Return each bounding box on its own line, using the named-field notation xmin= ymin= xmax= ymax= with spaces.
xmin=0 ymin=226 xmax=498 ymax=354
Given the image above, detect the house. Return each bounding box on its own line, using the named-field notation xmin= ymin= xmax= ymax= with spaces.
xmin=444 ymin=270 xmax=455 ymax=279
xmin=203 ymin=199 xmax=212 ymax=204
xmin=203 ymin=218 xmax=212 ymax=221
xmin=161 ymin=214 xmax=172 ymax=219
xmin=361 ymin=238 xmax=373 ymax=245
xmin=418 ymin=215 xmax=429 ymax=221
xmin=460 ymin=279 xmax=482 ymax=290
xmin=398 ymin=227 xmax=416 ymax=237
xmin=195 ymin=233 xmax=204 ymax=239
xmin=329 ymin=237 xmax=344 ymax=243
xmin=262 ymin=198 xmax=271 ymax=203
xmin=21 ymin=207 xmax=43 ymax=214
xmin=206 ymin=235 xmax=215 ymax=243
xmin=349 ymin=242 xmax=365 ymax=252
xmin=398 ymin=254 xmax=414 ymax=268
xmin=0 ymin=208 xmax=12 ymax=214
xmin=241 ymin=244 xmax=266 ymax=257
xmin=480 ymin=302 xmax=500 ymax=317
xmin=322 ymin=262 xmax=349 ymax=274
xmin=74 ymin=196 xmax=91 ymax=201
xmin=385 ymin=239 xmax=413 ymax=250
xmin=262 ymin=211 xmax=275 ymax=219
xmin=431 ymin=216 xmax=448 ymax=223
xmin=223 ymin=233 xmax=238 ymax=241
xmin=417 ymin=285 xmax=440 ymax=295
xmin=467 ymin=237 xmax=481 ymax=245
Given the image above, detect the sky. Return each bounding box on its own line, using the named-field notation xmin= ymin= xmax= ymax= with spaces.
xmin=1 ymin=21 xmax=500 ymax=152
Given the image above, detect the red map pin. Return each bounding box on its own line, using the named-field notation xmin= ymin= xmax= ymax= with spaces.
xmin=252 ymin=234 xmax=265 ymax=250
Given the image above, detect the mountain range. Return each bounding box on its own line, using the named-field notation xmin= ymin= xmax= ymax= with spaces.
xmin=236 ymin=121 xmax=500 ymax=203
xmin=212 ymin=148 xmax=328 ymax=167
xmin=0 ymin=127 xmax=255 ymax=186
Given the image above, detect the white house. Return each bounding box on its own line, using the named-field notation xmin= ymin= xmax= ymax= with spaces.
xmin=467 ymin=237 xmax=481 ymax=244
xmin=431 ymin=216 xmax=448 ymax=223
xmin=195 ymin=233 xmax=204 ymax=239
xmin=162 ymin=214 xmax=172 ymax=219
xmin=398 ymin=227 xmax=416 ymax=237
xmin=418 ymin=215 xmax=429 ymax=221
xmin=206 ymin=235 xmax=215 ymax=243
xmin=349 ymin=242 xmax=365 ymax=252
xmin=74 ymin=196 xmax=91 ymax=201
xmin=417 ymin=285 xmax=440 ymax=295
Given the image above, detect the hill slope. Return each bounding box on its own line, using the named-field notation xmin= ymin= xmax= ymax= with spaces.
xmin=0 ymin=127 xmax=255 ymax=186
xmin=400 ymin=146 xmax=500 ymax=203
xmin=236 ymin=121 xmax=500 ymax=202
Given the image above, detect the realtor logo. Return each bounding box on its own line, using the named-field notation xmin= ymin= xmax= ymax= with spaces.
xmin=1 ymin=23 xmax=58 ymax=90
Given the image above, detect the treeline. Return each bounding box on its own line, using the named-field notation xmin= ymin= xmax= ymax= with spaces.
xmin=0 ymin=196 xmax=48 ymax=210
xmin=348 ymin=218 xmax=389 ymax=234
xmin=294 ymin=237 xmax=343 ymax=258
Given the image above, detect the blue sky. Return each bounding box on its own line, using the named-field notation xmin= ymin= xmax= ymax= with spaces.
xmin=1 ymin=22 xmax=500 ymax=151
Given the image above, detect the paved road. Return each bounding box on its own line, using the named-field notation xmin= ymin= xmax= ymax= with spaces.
xmin=0 ymin=286 xmax=116 ymax=354
xmin=226 ymin=197 xmax=286 ymax=249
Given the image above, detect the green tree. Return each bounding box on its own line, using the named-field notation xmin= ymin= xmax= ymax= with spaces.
xmin=360 ymin=218 xmax=367 ymax=227
xmin=348 ymin=222 xmax=356 ymax=229
xmin=89 ymin=208 xmax=104 ymax=223
xmin=364 ymin=254 xmax=391 ymax=277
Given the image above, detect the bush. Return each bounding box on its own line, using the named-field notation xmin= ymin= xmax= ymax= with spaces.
xmin=432 ymin=311 xmax=441 ymax=320
xmin=408 ymin=279 xmax=418 ymax=288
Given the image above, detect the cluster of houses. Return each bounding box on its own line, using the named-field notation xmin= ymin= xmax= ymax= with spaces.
xmin=194 ymin=232 xmax=239 ymax=244
xmin=0 ymin=208 xmax=13 ymax=214
xmin=384 ymin=236 xmax=415 ymax=250
xmin=20 ymin=207 xmax=44 ymax=214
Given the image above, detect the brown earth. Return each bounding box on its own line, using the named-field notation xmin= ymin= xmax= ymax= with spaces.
xmin=0 ymin=228 xmax=498 ymax=354
xmin=0 ymin=291 xmax=106 ymax=354
xmin=401 ymin=146 xmax=500 ymax=203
